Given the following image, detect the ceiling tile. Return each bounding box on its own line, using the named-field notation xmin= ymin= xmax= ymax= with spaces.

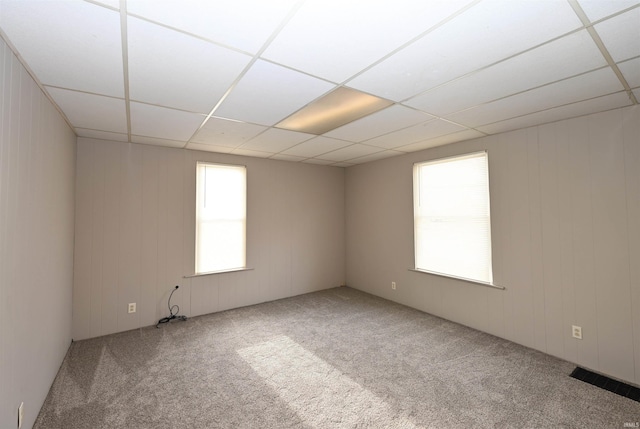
xmin=332 ymin=162 xmax=355 ymax=168
xmin=324 ymin=104 xmax=433 ymax=142
xmin=347 ymin=150 xmax=403 ymax=165
xmin=282 ymin=136 xmax=351 ymax=158
xmin=395 ymin=129 xmax=485 ymax=152
xmin=302 ymin=158 xmax=334 ymax=166
xmin=262 ymin=0 xmax=475 ymax=83
xmin=75 ymin=128 xmax=128 ymax=142
xmin=191 ymin=117 xmax=267 ymax=147
xmin=405 ymin=30 xmax=606 ymax=116
xmin=47 ymin=87 xmax=127 ymax=133
xmin=477 ymin=92 xmax=632 ymax=134
xmin=618 ymin=57 xmax=640 ymax=88
xmin=348 ymin=0 xmax=582 ymax=101
xmin=577 ymin=0 xmax=639 ymax=22
xmin=238 ymin=128 xmax=313 ymax=152
xmin=127 ymin=17 xmax=251 ymax=114
xmin=317 ymin=144 xmax=383 ymax=162
xmin=130 ymin=102 xmax=205 ymax=141
xmin=633 ymin=89 xmax=640 ymax=100
xmin=0 ymin=1 xmax=123 ymax=96
xmin=126 ymin=0 xmax=298 ymax=54
xmin=186 ymin=143 xmax=235 ymax=154
xmin=446 ymin=67 xmax=624 ymax=127
xmin=270 ymin=154 xmax=305 ymax=162
xmin=215 ymin=60 xmax=336 ymax=126
xmin=231 ymin=148 xmax=272 ymax=158
xmin=594 ymin=8 xmax=640 ymax=62
xmin=364 ymin=119 xmax=466 ymax=149
xmin=131 ymin=135 xmax=185 ymax=148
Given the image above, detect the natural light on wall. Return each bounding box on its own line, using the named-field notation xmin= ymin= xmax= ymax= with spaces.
xmin=196 ymin=162 xmax=246 ymax=274
xmin=413 ymin=152 xmax=493 ymax=284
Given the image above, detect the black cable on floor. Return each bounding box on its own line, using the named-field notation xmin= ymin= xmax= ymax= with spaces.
xmin=156 ymin=285 xmax=187 ymax=328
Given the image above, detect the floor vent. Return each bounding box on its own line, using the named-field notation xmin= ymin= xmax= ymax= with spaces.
xmin=570 ymin=367 xmax=640 ymax=402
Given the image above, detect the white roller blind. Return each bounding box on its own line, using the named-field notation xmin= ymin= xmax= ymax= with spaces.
xmin=196 ymin=162 xmax=246 ymax=274
xmin=413 ymin=152 xmax=493 ymax=284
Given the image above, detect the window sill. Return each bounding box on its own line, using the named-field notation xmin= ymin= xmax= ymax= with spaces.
xmin=408 ymin=268 xmax=505 ymax=290
xmin=184 ymin=267 xmax=254 ymax=278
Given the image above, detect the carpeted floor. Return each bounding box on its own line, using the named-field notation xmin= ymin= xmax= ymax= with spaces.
xmin=35 ymin=287 xmax=639 ymax=428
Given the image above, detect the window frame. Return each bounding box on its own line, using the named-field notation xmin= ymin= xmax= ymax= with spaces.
xmin=412 ymin=151 xmax=498 ymax=288
xmin=194 ymin=161 xmax=247 ymax=276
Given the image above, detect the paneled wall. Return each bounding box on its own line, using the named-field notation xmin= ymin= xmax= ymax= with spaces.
xmin=345 ymin=105 xmax=640 ymax=385
xmin=73 ymin=139 xmax=345 ymax=341
xmin=0 ymin=39 xmax=76 ymax=429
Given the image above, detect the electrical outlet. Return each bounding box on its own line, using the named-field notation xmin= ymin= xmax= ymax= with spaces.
xmin=18 ymin=402 xmax=23 ymax=429
xmin=391 ymin=282 xmax=396 ymax=290
xmin=572 ymin=325 xmax=582 ymax=340
xmin=128 ymin=303 xmax=136 ymax=314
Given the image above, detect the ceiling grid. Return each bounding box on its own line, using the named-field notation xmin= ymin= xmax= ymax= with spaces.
xmin=0 ymin=0 xmax=637 ymax=165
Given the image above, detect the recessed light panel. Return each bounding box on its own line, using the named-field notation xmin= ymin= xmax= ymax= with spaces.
xmin=276 ymin=87 xmax=393 ymax=135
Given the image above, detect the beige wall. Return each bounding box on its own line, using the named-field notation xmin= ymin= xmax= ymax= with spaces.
xmin=73 ymin=139 xmax=346 ymax=341
xmin=346 ymin=105 xmax=640 ymax=385
xmin=0 ymin=39 xmax=76 ymax=429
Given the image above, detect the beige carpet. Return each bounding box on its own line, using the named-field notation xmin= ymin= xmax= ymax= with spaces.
xmin=35 ymin=287 xmax=639 ymax=428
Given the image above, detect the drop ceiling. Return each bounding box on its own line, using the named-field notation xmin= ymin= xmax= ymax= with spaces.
xmin=0 ymin=0 xmax=638 ymax=167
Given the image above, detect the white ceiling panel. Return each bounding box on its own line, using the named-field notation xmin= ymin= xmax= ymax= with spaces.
xmin=594 ymin=8 xmax=640 ymax=62
xmin=282 ymin=136 xmax=351 ymax=158
xmin=577 ymin=0 xmax=639 ymax=21
xmin=317 ymin=144 xmax=383 ymax=162
xmin=262 ymin=0 xmax=475 ymax=83
xmin=348 ymin=0 xmax=582 ymax=101
xmin=324 ymin=104 xmax=433 ymax=142
xmin=126 ymin=0 xmax=298 ymax=54
xmin=47 ymin=87 xmax=127 ymax=133
xmin=348 ymin=150 xmax=404 ymax=165
xmin=302 ymin=158 xmax=334 ymax=166
xmin=131 ymin=135 xmax=185 ymax=148
xmin=477 ymin=92 xmax=632 ymax=134
xmin=396 ymin=129 xmax=485 ymax=152
xmin=0 ymin=1 xmax=124 ymax=96
xmin=75 ymin=128 xmax=128 ymax=142
xmin=270 ymin=154 xmax=306 ymax=162
xmin=634 ymin=89 xmax=640 ymax=100
xmin=365 ymin=119 xmax=466 ymax=149
xmin=618 ymin=57 xmax=640 ymax=88
xmin=127 ymin=17 xmax=251 ymax=114
xmin=447 ymin=67 xmax=624 ymax=127
xmin=130 ymin=102 xmax=205 ymax=141
xmin=238 ymin=128 xmax=313 ymax=152
xmin=186 ymin=143 xmax=235 ymax=154
xmin=231 ymin=148 xmax=272 ymax=158
xmin=215 ymin=60 xmax=335 ymax=125
xmin=191 ymin=117 xmax=267 ymax=147
xmin=406 ymin=30 xmax=606 ymax=116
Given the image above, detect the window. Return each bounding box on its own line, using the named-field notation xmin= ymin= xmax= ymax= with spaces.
xmin=413 ymin=151 xmax=493 ymax=284
xmin=195 ymin=162 xmax=246 ymax=274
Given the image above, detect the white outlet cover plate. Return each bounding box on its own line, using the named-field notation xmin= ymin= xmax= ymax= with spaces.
xmin=572 ymin=325 xmax=582 ymax=339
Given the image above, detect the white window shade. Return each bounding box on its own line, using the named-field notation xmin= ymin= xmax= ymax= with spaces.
xmin=196 ymin=162 xmax=246 ymax=274
xmin=413 ymin=152 xmax=493 ymax=284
